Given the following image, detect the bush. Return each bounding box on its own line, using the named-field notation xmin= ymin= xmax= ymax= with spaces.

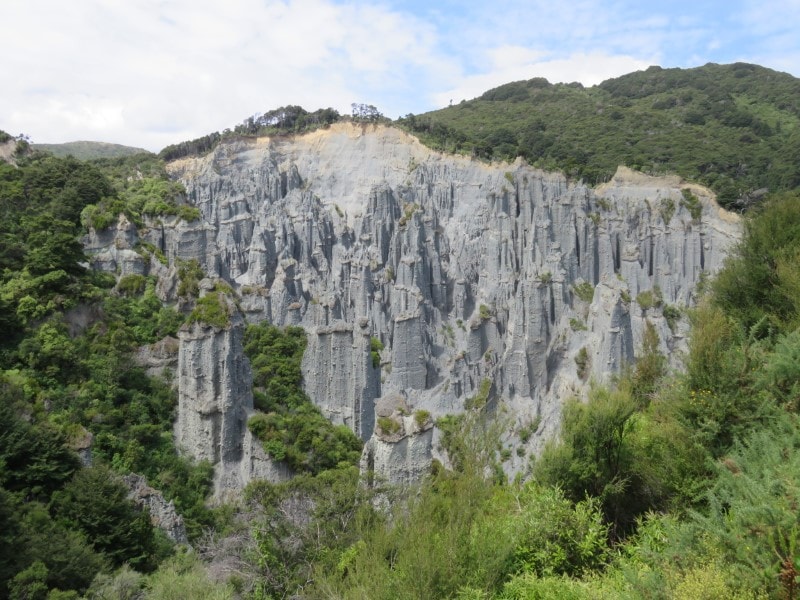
xmin=660 ymin=197 xmax=676 ymax=224
xmin=636 ymin=287 xmax=663 ymax=311
xmin=680 ymin=188 xmax=703 ymax=221
xmin=377 ymin=416 xmax=401 ymax=435
xmin=663 ymin=304 xmax=681 ymax=331
xmin=479 ymin=304 xmax=493 ymax=320
xmin=369 ymin=337 xmax=384 ymax=369
xmin=244 ymin=324 xmax=363 ymax=474
xmin=186 ymin=293 xmax=229 ymax=329
xmin=117 ymin=274 xmax=147 ymax=296
xmin=176 ymin=260 xmax=203 ymax=298
xmin=712 ymin=190 xmax=800 ymax=334
xmin=535 ymin=385 xmax=659 ymax=538
xmin=572 ymin=282 xmax=595 ymax=303
xmin=50 ymin=466 xmax=160 ymax=571
xmin=574 ymin=347 xmax=590 ymax=380
xmin=465 ymin=378 xmax=492 ymax=410
xmin=569 ymin=317 xmax=587 ymax=331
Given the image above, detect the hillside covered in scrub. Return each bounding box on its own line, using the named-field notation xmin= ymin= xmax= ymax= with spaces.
xmin=1 ymin=61 xmax=800 ymax=599
xmin=402 ymin=62 xmax=800 ymax=208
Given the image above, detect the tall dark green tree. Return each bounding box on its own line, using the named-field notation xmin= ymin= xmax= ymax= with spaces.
xmin=51 ymin=466 xmax=159 ymax=572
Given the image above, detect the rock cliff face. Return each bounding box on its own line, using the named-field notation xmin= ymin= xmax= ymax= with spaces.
xmin=175 ymin=308 xmax=291 ymax=498
xmin=122 ymin=473 xmax=188 ymax=544
xmin=86 ymin=123 xmax=740 ymax=490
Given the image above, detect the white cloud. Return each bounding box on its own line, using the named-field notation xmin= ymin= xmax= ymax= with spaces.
xmin=2 ymin=0 xmax=798 ymax=150
xmin=432 ymin=51 xmax=654 ymax=107
xmin=0 ymin=0 xmax=449 ymax=150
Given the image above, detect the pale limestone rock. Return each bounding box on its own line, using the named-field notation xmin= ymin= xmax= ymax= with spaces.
xmin=88 ymin=123 xmax=741 ymax=488
xmin=175 ymin=304 xmax=290 ymax=499
xmin=122 ymin=473 xmax=188 ymax=544
xmin=362 ymin=411 xmax=434 ymax=487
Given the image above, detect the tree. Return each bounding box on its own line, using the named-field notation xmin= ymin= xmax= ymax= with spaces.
xmin=0 ymin=383 xmax=79 ymax=499
xmin=50 ymin=466 xmax=160 ymax=571
xmin=350 ymin=103 xmax=384 ymax=122
xmin=534 ymin=386 xmax=653 ymax=538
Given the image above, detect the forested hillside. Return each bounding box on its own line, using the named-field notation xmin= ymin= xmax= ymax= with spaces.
xmin=0 ymin=149 xmax=221 ymax=598
xmin=401 ymin=62 xmax=800 ymax=208
xmin=32 ymin=142 xmax=149 ymax=161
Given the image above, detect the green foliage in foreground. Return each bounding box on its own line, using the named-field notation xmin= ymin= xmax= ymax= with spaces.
xmin=713 ymin=189 xmax=800 ymax=333
xmin=86 ymin=552 xmax=234 ymax=600
xmin=244 ymin=323 xmax=363 ymax=474
xmin=0 ymin=152 xmax=215 ymax=598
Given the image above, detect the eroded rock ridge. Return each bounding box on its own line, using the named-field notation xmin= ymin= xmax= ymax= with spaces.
xmin=87 ymin=123 xmax=741 ymax=489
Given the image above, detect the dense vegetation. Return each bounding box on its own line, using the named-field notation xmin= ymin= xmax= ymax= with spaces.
xmin=0 ymin=149 xmax=216 ymax=598
xmin=244 ymin=323 xmax=363 ymax=474
xmin=399 ymin=63 xmax=800 ymax=208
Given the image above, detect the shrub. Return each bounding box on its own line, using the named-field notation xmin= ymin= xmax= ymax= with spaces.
xmin=636 ymin=286 xmax=663 ymax=311
xmin=177 ymin=259 xmax=204 ymax=298
xmin=572 ymin=282 xmax=595 ymax=303
xmin=176 ymin=205 xmax=201 ymax=222
xmin=660 ymin=197 xmax=676 ymax=224
xmin=575 ymin=347 xmax=590 ymax=380
xmin=398 ymin=203 xmax=419 ymax=227
xmin=663 ymin=304 xmax=681 ymax=331
xmin=479 ymin=304 xmax=493 ymax=320
xmin=465 ymin=378 xmax=492 ymax=410
xmin=244 ymin=323 xmax=363 ymax=473
xmin=680 ymin=188 xmax=703 ymax=221
xmin=569 ymin=317 xmax=587 ymax=331
xmin=377 ymin=416 xmax=401 ymax=435
xmin=414 ymin=410 xmax=431 ymax=428
xmin=712 ymin=190 xmax=800 ymax=334
xmin=186 ymin=293 xmax=229 ymax=329
xmin=116 ymin=274 xmax=147 ymax=296
xmin=369 ymin=337 xmax=384 ymax=369
xmin=597 ymin=197 xmax=612 ymax=211
xmin=518 ymin=417 xmax=540 ymax=443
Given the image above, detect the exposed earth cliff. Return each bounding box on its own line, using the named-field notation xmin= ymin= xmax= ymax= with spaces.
xmin=85 ymin=123 xmax=740 ymax=493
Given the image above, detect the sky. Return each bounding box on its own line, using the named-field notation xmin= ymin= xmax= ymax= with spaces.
xmin=2 ymin=0 xmax=799 ymax=152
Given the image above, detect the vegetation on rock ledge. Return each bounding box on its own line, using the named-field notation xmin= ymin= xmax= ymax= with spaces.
xmin=244 ymin=323 xmax=363 ymax=474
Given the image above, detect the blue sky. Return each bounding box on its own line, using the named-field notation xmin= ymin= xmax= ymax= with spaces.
xmin=2 ymin=0 xmax=799 ymax=151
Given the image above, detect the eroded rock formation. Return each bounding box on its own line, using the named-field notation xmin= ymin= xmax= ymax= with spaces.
xmin=85 ymin=123 xmax=741 ymax=490
xmin=175 ymin=307 xmax=291 ymax=498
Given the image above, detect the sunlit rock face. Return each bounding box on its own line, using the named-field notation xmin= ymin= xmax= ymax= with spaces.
xmin=124 ymin=123 xmax=739 ymax=487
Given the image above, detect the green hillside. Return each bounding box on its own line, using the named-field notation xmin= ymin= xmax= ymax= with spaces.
xmin=34 ymin=141 xmax=150 ymax=160
xmin=402 ymin=62 xmax=800 ymax=208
